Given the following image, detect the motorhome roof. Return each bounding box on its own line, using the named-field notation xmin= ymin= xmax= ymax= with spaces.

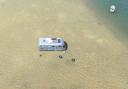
xmin=39 ymin=38 xmax=64 ymax=46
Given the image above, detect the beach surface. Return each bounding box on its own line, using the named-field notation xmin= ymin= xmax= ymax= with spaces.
xmin=0 ymin=0 xmax=128 ymax=89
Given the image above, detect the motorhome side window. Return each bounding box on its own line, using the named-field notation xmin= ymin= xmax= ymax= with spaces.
xmin=58 ymin=39 xmax=61 ymax=43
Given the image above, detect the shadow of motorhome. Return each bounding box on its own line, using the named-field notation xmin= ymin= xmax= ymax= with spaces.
xmin=64 ymin=41 xmax=68 ymax=51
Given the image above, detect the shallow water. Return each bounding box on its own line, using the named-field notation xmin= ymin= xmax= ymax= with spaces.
xmin=87 ymin=0 xmax=128 ymax=44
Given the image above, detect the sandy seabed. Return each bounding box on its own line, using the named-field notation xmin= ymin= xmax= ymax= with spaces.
xmin=0 ymin=0 xmax=128 ymax=89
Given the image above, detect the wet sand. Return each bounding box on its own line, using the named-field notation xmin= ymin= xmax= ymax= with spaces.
xmin=0 ymin=0 xmax=128 ymax=89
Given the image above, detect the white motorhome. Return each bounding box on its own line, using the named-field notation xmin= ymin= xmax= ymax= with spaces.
xmin=39 ymin=38 xmax=67 ymax=51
